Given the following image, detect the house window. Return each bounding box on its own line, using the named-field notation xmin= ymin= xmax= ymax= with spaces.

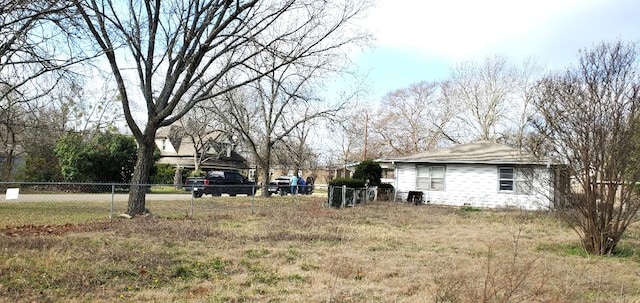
xmin=417 ymin=166 xmax=445 ymax=190
xmin=499 ymin=167 xmax=532 ymax=194
xmin=499 ymin=167 xmax=514 ymax=191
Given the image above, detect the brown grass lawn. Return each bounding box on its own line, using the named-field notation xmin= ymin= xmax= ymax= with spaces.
xmin=1 ymin=196 xmax=640 ymax=302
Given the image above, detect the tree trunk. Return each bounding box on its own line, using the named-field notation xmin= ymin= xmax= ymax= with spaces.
xmin=1 ymin=150 xmax=13 ymax=182
xmin=260 ymin=163 xmax=271 ymax=197
xmin=582 ymin=233 xmax=619 ymax=255
xmin=194 ymin=154 xmax=200 ymax=172
xmin=1 ymin=130 xmax=16 ymax=181
xmin=257 ymin=147 xmax=272 ymax=198
xmin=174 ymin=166 xmax=183 ymax=189
xmin=127 ymin=133 xmax=156 ymax=216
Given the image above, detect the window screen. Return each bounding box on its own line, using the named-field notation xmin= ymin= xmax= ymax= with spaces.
xmin=417 ymin=166 xmax=445 ymax=190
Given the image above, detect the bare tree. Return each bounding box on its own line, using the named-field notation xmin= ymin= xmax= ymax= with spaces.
xmin=209 ymin=56 xmax=360 ymax=196
xmin=0 ymin=1 xmax=86 ymax=181
xmin=444 ymin=55 xmax=519 ymax=142
xmin=276 ymin=119 xmax=317 ymax=174
xmin=71 ymin=0 xmax=370 ymax=213
xmin=58 ymin=83 xmax=123 ymax=136
xmin=325 ymin=103 xmax=369 ymax=175
xmin=502 ymin=58 xmax=545 ymax=149
xmin=371 ymin=81 xmax=458 ymax=157
xmin=0 ymin=84 xmax=30 ymax=180
xmin=532 ymin=41 xmax=640 ymax=255
xmin=0 ymin=1 xmax=77 ymax=100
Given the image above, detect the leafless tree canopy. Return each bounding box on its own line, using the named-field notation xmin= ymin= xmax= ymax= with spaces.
xmin=276 ymin=119 xmax=318 ymax=172
xmin=446 ymin=55 xmax=519 ymax=141
xmin=326 ymin=56 xmax=543 ymax=166
xmin=1 ymin=1 xmax=79 ymax=101
xmin=371 ymin=81 xmax=457 ymax=157
xmin=0 ymin=1 xmax=93 ymax=181
xmin=70 ymin=0 xmax=370 ymax=212
xmin=533 ymin=41 xmax=640 ymax=255
xmin=207 ymin=51 xmax=360 ymax=196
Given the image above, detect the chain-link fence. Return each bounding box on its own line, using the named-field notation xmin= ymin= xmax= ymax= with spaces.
xmin=327 ymin=185 xmax=394 ymax=208
xmin=0 ymin=182 xmax=332 ymax=225
xmin=0 ymin=182 xmax=406 ymax=228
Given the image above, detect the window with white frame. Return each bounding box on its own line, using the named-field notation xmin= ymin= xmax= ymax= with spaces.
xmin=498 ymin=167 xmax=514 ymax=191
xmin=498 ymin=167 xmax=532 ymax=194
xmin=515 ymin=168 xmax=532 ymax=194
xmin=417 ymin=165 xmax=445 ymax=190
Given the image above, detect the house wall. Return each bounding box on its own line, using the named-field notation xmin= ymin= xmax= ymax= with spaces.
xmin=155 ymin=138 xmax=177 ymax=154
xmin=395 ymin=163 xmax=554 ymax=210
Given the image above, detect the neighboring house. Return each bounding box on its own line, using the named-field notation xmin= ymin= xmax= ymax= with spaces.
xmin=385 ymin=141 xmax=564 ymax=210
xmin=155 ymin=126 xmax=250 ymax=172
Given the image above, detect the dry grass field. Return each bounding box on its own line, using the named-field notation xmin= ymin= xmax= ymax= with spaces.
xmin=1 ymin=195 xmax=640 ymax=302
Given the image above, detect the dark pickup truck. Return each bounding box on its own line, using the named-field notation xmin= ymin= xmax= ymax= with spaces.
xmin=184 ymin=171 xmax=256 ymax=198
xmin=267 ymin=176 xmax=314 ymax=196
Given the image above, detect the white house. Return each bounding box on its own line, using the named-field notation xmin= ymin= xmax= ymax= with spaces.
xmin=386 ymin=141 xmax=563 ymax=210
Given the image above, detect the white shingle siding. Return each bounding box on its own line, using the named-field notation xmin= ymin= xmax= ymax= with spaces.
xmin=395 ymin=163 xmax=553 ymax=210
xmin=396 ymin=164 xmax=416 ymax=190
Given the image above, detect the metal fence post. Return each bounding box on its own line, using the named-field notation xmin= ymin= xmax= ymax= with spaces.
xmin=190 ymin=191 xmax=194 ymax=218
xmin=190 ymin=187 xmax=195 ymax=218
xmin=251 ymin=185 xmax=255 ymax=215
xmin=110 ymin=184 xmax=115 ymax=220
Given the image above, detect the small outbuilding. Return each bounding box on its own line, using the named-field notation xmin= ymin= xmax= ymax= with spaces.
xmin=386 ymin=141 xmax=564 ymax=210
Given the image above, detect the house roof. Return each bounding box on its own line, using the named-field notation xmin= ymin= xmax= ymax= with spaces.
xmin=157 ymin=125 xmax=228 ymax=154
xmin=156 ymin=156 xmax=250 ymax=170
xmin=386 ymin=141 xmax=553 ymax=165
xmin=156 ymin=125 xmax=249 ymax=170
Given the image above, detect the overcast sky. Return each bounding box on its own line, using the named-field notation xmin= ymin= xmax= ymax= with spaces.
xmin=354 ymin=0 xmax=640 ymax=99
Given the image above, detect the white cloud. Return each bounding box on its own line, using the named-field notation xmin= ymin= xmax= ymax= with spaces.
xmin=365 ymin=0 xmax=609 ymax=62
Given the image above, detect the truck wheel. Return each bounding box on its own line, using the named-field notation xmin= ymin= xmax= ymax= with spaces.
xmin=278 ymin=188 xmax=286 ymax=196
xmin=193 ymin=192 xmax=203 ymax=198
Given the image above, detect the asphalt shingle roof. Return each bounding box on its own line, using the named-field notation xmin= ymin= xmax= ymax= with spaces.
xmin=387 ymin=141 xmax=551 ymax=165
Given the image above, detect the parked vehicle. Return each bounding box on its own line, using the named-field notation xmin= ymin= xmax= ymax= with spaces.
xmin=267 ymin=176 xmax=314 ymax=196
xmin=184 ymin=171 xmax=256 ymax=198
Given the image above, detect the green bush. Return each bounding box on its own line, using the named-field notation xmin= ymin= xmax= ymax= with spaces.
xmin=378 ymin=183 xmax=394 ymax=189
xmin=352 ymin=159 xmax=382 ymax=186
xmin=189 ymin=169 xmax=206 ymax=177
xmin=55 ymin=132 xmax=137 ymax=183
xmin=150 ymin=163 xmax=175 ymax=184
xmin=328 ymin=178 xmax=365 ymax=188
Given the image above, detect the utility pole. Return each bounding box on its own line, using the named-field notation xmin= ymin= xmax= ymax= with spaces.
xmin=363 ymin=111 xmax=368 ymax=161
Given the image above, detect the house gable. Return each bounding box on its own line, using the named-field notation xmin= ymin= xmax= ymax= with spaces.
xmin=154 ymin=126 xmax=249 ymax=171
